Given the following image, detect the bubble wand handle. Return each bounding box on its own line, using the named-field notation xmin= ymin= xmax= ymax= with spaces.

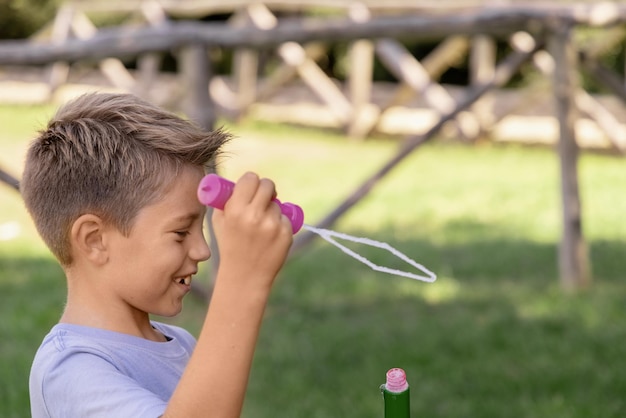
xmin=197 ymin=173 xmax=305 ymax=234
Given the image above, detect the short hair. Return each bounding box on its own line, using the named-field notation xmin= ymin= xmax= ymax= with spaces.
xmin=21 ymin=92 xmax=231 ymax=266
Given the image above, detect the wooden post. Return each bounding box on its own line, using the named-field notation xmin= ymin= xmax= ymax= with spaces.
xmin=134 ymin=0 xmax=167 ymax=101
xmin=180 ymin=44 xmax=215 ymax=130
xmin=179 ymin=43 xmax=217 ymax=300
xmin=46 ymin=4 xmax=74 ymax=95
xmin=347 ymin=38 xmax=374 ymax=138
xmin=231 ymin=6 xmax=260 ymax=115
xmin=233 ymin=48 xmax=259 ymax=114
xmin=469 ymin=34 xmax=496 ymax=138
xmin=135 ymin=53 xmax=163 ymax=101
xmin=346 ymin=3 xmax=375 ymax=138
xmin=549 ymin=23 xmax=591 ymax=290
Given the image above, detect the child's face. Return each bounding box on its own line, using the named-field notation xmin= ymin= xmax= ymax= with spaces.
xmin=105 ymin=165 xmax=211 ymax=318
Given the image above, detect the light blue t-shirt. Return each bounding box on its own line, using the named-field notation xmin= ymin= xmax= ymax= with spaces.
xmin=29 ymin=321 xmax=196 ymax=418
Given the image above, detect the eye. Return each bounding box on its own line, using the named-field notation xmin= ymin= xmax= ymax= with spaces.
xmin=174 ymin=230 xmax=190 ymax=239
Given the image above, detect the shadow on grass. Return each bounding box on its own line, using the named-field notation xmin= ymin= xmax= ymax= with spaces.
xmin=245 ymin=225 xmax=626 ymax=418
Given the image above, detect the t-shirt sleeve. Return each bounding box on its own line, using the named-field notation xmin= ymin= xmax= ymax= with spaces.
xmin=39 ymin=351 xmax=168 ymax=418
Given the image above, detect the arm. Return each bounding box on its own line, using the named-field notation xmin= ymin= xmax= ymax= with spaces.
xmin=164 ymin=172 xmax=293 ymax=418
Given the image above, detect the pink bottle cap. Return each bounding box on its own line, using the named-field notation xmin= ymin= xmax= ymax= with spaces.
xmin=385 ymin=368 xmax=409 ymax=393
xmin=197 ymin=173 xmax=304 ymax=234
xmin=197 ymin=173 xmax=234 ymax=210
xmin=280 ymin=202 xmax=304 ymax=234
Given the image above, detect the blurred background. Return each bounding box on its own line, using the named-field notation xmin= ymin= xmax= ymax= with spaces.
xmin=1 ymin=1 xmax=625 ymax=417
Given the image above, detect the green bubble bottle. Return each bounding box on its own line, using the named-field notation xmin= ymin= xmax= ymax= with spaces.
xmin=380 ymin=368 xmax=410 ymax=418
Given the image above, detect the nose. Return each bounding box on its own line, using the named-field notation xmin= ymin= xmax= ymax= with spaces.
xmin=189 ymin=232 xmax=211 ymax=262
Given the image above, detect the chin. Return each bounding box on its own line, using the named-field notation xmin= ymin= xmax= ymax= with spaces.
xmin=155 ymin=304 xmax=184 ymax=318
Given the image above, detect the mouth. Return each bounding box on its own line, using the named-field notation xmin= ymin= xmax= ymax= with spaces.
xmin=176 ymin=275 xmax=192 ymax=287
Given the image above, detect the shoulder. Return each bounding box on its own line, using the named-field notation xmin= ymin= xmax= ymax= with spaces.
xmin=29 ymin=324 xmax=130 ymax=399
xmin=31 ymin=323 xmax=196 ymax=376
xmin=30 ymin=324 xmax=117 ymax=374
xmin=29 ymin=324 xmax=179 ymax=418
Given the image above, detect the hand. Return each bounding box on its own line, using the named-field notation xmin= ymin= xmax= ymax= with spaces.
xmin=211 ymin=172 xmax=293 ymax=290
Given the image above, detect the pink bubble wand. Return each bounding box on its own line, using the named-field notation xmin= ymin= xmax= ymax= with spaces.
xmin=198 ymin=174 xmax=436 ymax=283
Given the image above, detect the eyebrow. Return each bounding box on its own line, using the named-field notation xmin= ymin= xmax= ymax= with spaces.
xmin=170 ymin=211 xmax=205 ymax=225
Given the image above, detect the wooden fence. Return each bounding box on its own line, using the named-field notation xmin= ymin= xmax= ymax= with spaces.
xmin=1 ymin=1 xmax=626 ymax=290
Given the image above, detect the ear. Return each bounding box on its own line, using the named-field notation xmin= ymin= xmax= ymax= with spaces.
xmin=70 ymin=214 xmax=109 ymax=266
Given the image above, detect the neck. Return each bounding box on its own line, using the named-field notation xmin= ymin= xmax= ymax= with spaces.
xmin=61 ymin=270 xmax=166 ymax=342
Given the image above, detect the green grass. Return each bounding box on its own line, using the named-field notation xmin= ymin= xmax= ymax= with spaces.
xmin=1 ymin=106 xmax=625 ymax=417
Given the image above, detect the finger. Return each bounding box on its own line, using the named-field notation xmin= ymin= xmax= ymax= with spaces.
xmin=227 ymin=172 xmax=260 ymax=208
xmin=281 ymin=212 xmax=294 ymax=230
xmin=250 ymin=177 xmax=277 ymax=210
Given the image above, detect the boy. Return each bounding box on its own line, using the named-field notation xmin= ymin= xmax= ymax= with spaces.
xmin=21 ymin=92 xmax=294 ymax=417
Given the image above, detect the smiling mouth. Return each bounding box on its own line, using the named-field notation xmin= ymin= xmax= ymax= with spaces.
xmin=177 ymin=276 xmax=191 ymax=286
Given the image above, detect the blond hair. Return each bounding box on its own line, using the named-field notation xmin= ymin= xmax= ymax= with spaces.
xmin=21 ymin=93 xmax=230 ymax=266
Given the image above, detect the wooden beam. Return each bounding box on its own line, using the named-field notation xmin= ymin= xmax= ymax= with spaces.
xmin=375 ymin=38 xmax=480 ymax=140
xmin=511 ymin=32 xmax=626 ymax=153
xmin=70 ymin=11 xmax=136 ymax=91
xmin=366 ymin=36 xmax=469 ymax=138
xmin=0 ymin=12 xmax=540 ymax=65
xmin=254 ymin=43 xmax=328 ymax=103
xmin=292 ymin=40 xmax=541 ymax=251
xmin=236 ymin=2 xmax=353 ymax=123
xmin=382 ymin=36 xmax=470 ymax=110
xmin=575 ymin=89 xmax=626 ymax=153
xmin=549 ymin=23 xmax=591 ymax=290
xmin=0 ymin=167 xmax=20 ymax=191
xmin=581 ymin=53 xmax=626 ymax=103
xmin=278 ymin=41 xmax=353 ymax=123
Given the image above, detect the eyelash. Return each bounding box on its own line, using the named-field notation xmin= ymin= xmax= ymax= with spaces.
xmin=175 ymin=231 xmax=190 ymax=238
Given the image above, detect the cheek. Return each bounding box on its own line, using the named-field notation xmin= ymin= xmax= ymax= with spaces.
xmin=109 ymin=233 xmax=186 ymax=276
xmin=112 ymin=239 xmax=146 ymax=265
xmin=137 ymin=241 xmax=187 ymax=274
xmin=110 ymin=239 xmax=160 ymax=274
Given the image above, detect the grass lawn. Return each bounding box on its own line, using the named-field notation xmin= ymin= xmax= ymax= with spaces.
xmin=1 ymin=104 xmax=625 ymax=417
